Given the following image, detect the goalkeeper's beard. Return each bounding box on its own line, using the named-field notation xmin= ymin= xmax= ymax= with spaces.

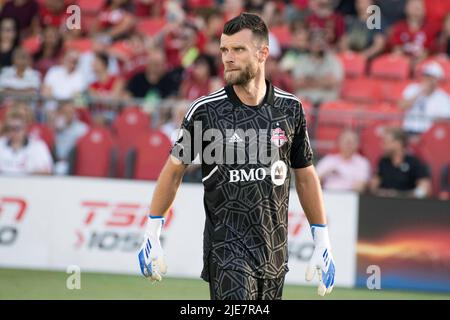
xmin=224 ymin=63 xmax=258 ymax=86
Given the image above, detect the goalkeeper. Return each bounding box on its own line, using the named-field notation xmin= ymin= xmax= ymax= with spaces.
xmin=138 ymin=13 xmax=335 ymax=300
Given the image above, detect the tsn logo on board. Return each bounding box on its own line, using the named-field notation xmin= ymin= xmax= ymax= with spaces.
xmin=75 ymin=201 xmax=173 ymax=251
xmin=0 ymin=197 xmax=27 ymax=246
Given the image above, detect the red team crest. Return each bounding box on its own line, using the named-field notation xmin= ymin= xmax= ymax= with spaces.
xmin=271 ymin=127 xmax=287 ymax=147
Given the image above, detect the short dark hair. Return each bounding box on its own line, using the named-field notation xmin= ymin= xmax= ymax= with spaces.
xmin=223 ymin=13 xmax=269 ymax=44
xmin=95 ymin=52 xmax=109 ymax=69
xmin=386 ymin=127 xmax=408 ymax=148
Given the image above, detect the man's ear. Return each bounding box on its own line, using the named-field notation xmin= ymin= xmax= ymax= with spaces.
xmin=258 ymin=45 xmax=270 ymax=63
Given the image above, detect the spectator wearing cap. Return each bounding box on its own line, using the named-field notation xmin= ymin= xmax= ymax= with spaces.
xmin=400 ymin=61 xmax=450 ymax=135
xmin=0 ymin=102 xmax=53 ymax=175
xmin=370 ymin=127 xmax=431 ymax=198
xmin=316 ymin=129 xmax=371 ymax=192
xmin=292 ymin=31 xmax=344 ymax=106
xmin=0 ymin=47 xmax=41 ymax=95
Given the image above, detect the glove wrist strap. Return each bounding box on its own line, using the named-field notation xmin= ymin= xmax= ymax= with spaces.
xmin=311 ymin=224 xmax=331 ymax=248
xmin=146 ymin=215 xmax=164 ymax=240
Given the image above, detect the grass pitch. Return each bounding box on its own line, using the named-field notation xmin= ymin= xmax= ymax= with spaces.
xmin=0 ymin=268 xmax=448 ymax=300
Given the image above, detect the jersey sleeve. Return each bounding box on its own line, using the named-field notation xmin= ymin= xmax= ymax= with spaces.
xmin=290 ymin=101 xmax=314 ymax=169
xmin=170 ymin=103 xmax=202 ymax=165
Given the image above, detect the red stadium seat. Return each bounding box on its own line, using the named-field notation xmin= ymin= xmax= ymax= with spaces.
xmin=360 ymin=120 xmax=403 ymax=169
xmin=341 ymin=77 xmax=381 ymax=104
xmin=22 ymin=36 xmax=41 ymax=55
xmin=416 ymin=121 xmax=450 ymax=195
xmin=70 ymin=127 xmax=117 ymax=177
xmin=338 ymin=52 xmax=367 ymax=78
xmin=65 ymin=38 xmax=93 ymax=53
xmin=375 ymin=79 xmax=412 ymax=104
xmin=370 ymin=54 xmax=411 ymax=80
xmin=315 ymin=101 xmax=359 ymax=155
xmin=136 ymin=18 xmax=166 ymax=37
xmin=270 ymin=25 xmax=292 ymax=48
xmin=28 ymin=123 xmax=55 ymax=151
xmin=414 ymin=56 xmax=450 ymax=83
xmin=112 ymin=107 xmax=151 ymax=177
xmin=76 ymin=0 xmax=105 ymax=14
xmin=125 ymin=130 xmax=172 ymax=180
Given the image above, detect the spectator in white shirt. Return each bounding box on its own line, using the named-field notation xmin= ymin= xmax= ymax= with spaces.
xmin=400 ymin=61 xmax=450 ymax=136
xmin=41 ymin=50 xmax=86 ymax=104
xmin=0 ymin=47 xmax=40 ymax=94
xmin=0 ymin=103 xmax=53 ymax=175
xmin=316 ymin=129 xmax=371 ymax=192
xmin=50 ymin=100 xmax=88 ymax=175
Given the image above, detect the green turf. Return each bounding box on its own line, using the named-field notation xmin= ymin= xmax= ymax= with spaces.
xmin=0 ymin=268 xmax=448 ymax=300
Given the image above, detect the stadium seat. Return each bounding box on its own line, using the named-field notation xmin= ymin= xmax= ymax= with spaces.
xmin=416 ymin=121 xmax=450 ymax=195
xmin=370 ymin=54 xmax=411 ymax=80
xmin=270 ymin=25 xmax=292 ymax=48
xmin=338 ymin=52 xmax=367 ymax=78
xmin=360 ymin=119 xmax=403 ymax=169
xmin=76 ymin=0 xmax=105 ymax=14
xmin=414 ymin=56 xmax=450 ymax=83
xmin=136 ymin=18 xmax=166 ymax=37
xmin=375 ymin=79 xmax=412 ymax=104
xmin=125 ymin=130 xmax=172 ymax=180
xmin=341 ymin=77 xmax=381 ymax=104
xmin=69 ymin=127 xmax=117 ymax=177
xmin=315 ymin=101 xmax=358 ymax=155
xmin=112 ymin=107 xmax=151 ymax=177
xmin=65 ymin=38 xmax=93 ymax=53
xmin=28 ymin=123 xmax=55 ymax=151
xmin=22 ymin=36 xmax=41 ymax=55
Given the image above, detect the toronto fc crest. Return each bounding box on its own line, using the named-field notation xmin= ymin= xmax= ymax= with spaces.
xmin=271 ymin=127 xmax=287 ymax=147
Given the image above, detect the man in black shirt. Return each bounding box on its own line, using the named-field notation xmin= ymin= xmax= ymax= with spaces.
xmin=370 ymin=127 xmax=431 ymax=198
xmin=137 ymin=13 xmax=335 ymax=299
xmin=125 ymin=48 xmax=181 ymax=99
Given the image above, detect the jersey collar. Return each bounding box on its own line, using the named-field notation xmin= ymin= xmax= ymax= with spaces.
xmin=225 ymin=79 xmax=275 ymax=109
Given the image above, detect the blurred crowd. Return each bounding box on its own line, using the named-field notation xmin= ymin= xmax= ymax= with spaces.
xmin=0 ymin=0 xmax=450 ymax=200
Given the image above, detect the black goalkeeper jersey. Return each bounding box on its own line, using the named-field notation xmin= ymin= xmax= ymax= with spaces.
xmin=171 ymin=80 xmax=313 ymax=281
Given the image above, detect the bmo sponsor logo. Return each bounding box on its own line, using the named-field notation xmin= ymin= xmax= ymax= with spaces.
xmin=229 ymin=168 xmax=266 ymax=183
xmin=0 ymin=197 xmax=27 ymax=246
xmin=75 ymin=201 xmax=173 ymax=252
xmin=229 ymin=161 xmax=287 ymax=185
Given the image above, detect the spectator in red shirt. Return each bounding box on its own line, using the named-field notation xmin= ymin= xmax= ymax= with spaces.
xmin=388 ymin=0 xmax=438 ymax=60
xmin=179 ymin=54 xmax=221 ymax=101
xmin=134 ymin=0 xmax=165 ymax=18
xmin=32 ymin=25 xmax=63 ymax=77
xmin=306 ymin=0 xmax=345 ymax=46
xmin=0 ymin=0 xmax=40 ymax=37
xmin=89 ymin=52 xmax=124 ymax=100
xmin=89 ymin=52 xmax=125 ymax=122
xmin=92 ymin=0 xmax=136 ymax=41
xmin=39 ymin=0 xmax=69 ymax=30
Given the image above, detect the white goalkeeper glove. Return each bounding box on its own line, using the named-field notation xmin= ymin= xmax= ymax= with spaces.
xmin=305 ymin=224 xmax=335 ymax=296
xmin=138 ymin=215 xmax=167 ymax=282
